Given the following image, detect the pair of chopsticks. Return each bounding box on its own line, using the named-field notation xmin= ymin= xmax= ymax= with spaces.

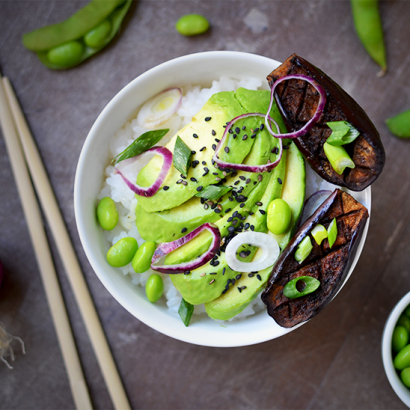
xmin=0 ymin=69 xmax=131 ymax=410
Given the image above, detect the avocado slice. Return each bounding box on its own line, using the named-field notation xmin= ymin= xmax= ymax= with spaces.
xmin=204 ymin=142 xmax=306 ymax=320
xmin=169 ymin=147 xmax=287 ymax=305
xmin=136 ymin=88 xmax=286 ymax=213
xmin=135 ymin=116 xmax=282 ymax=243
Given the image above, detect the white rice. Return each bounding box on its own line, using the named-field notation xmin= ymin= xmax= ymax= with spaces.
xmin=98 ymin=76 xmax=331 ymax=322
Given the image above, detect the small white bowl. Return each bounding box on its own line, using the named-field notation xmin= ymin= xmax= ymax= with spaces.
xmin=382 ymin=292 xmax=410 ymax=406
xmin=74 ymin=51 xmax=371 ymax=347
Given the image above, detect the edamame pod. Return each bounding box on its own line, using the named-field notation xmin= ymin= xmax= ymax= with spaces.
xmin=350 ymin=0 xmax=387 ymax=73
xmin=22 ymin=0 xmax=132 ymax=69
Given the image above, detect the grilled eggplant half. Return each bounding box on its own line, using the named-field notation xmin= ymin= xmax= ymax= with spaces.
xmin=261 ymin=189 xmax=368 ymax=328
xmin=267 ymin=54 xmax=385 ymax=191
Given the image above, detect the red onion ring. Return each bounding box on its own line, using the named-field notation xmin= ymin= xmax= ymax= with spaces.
xmin=115 ymin=146 xmax=172 ymax=197
xmin=265 ymin=74 xmax=327 ymax=139
xmin=212 ymin=113 xmax=283 ymax=172
xmin=151 ymin=223 xmax=221 ymax=274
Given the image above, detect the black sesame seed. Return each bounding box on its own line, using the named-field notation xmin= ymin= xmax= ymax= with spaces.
xmin=200 ymin=198 xmax=205 ymax=204
xmin=233 ymin=211 xmax=238 ymax=217
xmin=258 ymin=174 xmax=263 ymax=182
xmin=246 ymin=178 xmax=251 ymax=184
xmin=272 ymin=147 xmax=279 ymax=154
xmin=254 ymin=127 xmax=259 ymax=132
xmin=210 ymin=272 xmax=217 ymax=275
xmin=200 ymin=146 xmax=206 ymax=152
xmin=238 ymin=287 xmax=242 ymax=293
xmin=244 ymin=223 xmax=250 ymax=229
xmin=181 ymin=227 xmax=187 ymax=233
xmin=215 ymin=138 xmax=220 ymax=143
xmin=235 ymin=127 xmax=240 ymax=134
xmin=191 ymin=150 xmax=196 ymax=155
xmin=197 ymin=186 xmax=203 ymax=192
xmin=211 ymin=203 xmax=217 ymax=209
xmin=239 ymin=251 xmax=247 ymax=258
xmin=242 ymin=134 xmax=248 ymax=141
xmin=205 ymin=117 xmax=211 ymax=122
xmin=182 ymin=181 xmax=188 ymax=186
xmin=233 ymin=134 xmax=237 ymax=139
xmin=231 ymin=219 xmax=238 ymax=226
xmin=213 ymin=261 xmax=220 ymax=266
xmin=236 ymin=195 xmax=246 ymax=202
xmin=228 ymin=226 xmax=235 ymax=232
xmin=190 ymin=177 xmax=197 ymax=182
xmin=212 ymin=144 xmax=216 ymax=151
xmin=222 ymin=267 xmax=226 ymax=275
xmin=163 ymin=186 xmax=169 ymax=191
xmin=181 ymin=174 xmax=186 ymax=179
xmin=224 ymin=147 xmax=230 ymax=153
xmin=227 ymin=217 xmax=233 ymax=222
xmin=231 ymin=278 xmax=236 ymax=286
xmin=222 ymin=289 xmax=228 ymax=294
xmin=259 ymin=209 xmax=266 ymax=215
xmin=202 ymin=170 xmax=209 ymax=177
xmin=251 ymin=134 xmax=256 ymax=139
xmin=214 ymin=208 xmax=221 ymax=214
xmin=240 ymin=203 xmax=245 ymax=208
xmin=249 ymin=212 xmax=254 ymax=215
xmin=248 ymin=273 xmax=255 ymax=278
xmin=236 ymin=274 xmax=242 ymax=280
xmin=260 ymin=124 xmax=264 ymax=130
xmin=234 ymin=180 xmax=240 ymax=186
xmin=250 ymin=225 xmax=255 ymax=231
xmin=202 ymin=161 xmax=207 ymax=166
xmin=278 ymin=178 xmax=282 ymax=185
xmin=177 ymin=179 xmax=182 ymax=184
xmin=184 ymin=270 xmax=190 ymax=275
xmin=225 ymin=208 xmax=231 ymax=213
xmin=228 ymin=196 xmax=234 ymax=201
xmin=257 ymin=274 xmax=262 ymax=281
xmin=256 ymin=201 xmax=263 ymax=206
xmin=204 ymin=204 xmax=209 ymax=210
xmin=212 ymin=130 xmax=216 ymax=136
xmin=193 ymin=133 xmax=199 ymax=138
xmin=283 ymin=145 xmax=289 ymax=150
xmin=228 ymin=129 xmax=233 ymax=134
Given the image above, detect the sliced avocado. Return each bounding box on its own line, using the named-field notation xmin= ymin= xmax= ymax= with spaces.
xmin=135 ymin=119 xmax=277 ymax=243
xmin=270 ymin=141 xmax=306 ymax=250
xmin=170 ymin=145 xmax=287 ymax=305
xmin=135 ymin=88 xmax=286 ymax=213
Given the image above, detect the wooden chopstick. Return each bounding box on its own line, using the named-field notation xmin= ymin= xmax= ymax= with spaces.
xmin=1 ymin=77 xmax=131 ymax=410
xmin=0 ymin=78 xmax=93 ymax=410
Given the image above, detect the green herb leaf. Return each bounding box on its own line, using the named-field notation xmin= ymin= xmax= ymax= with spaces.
xmin=283 ymin=276 xmax=320 ymax=299
xmin=326 ymin=121 xmax=360 ymax=146
xmin=323 ymin=142 xmax=355 ymax=175
xmin=112 ymin=129 xmax=169 ymax=165
xmin=327 ymin=218 xmax=338 ymax=248
xmin=386 ymin=109 xmax=410 ymax=138
xmin=195 ymin=185 xmax=232 ymax=200
xmin=311 ymin=224 xmax=328 ymax=245
xmin=178 ymin=298 xmax=194 ymax=327
xmin=173 ymin=136 xmax=192 ymax=177
xmin=294 ymin=236 xmax=313 ymax=264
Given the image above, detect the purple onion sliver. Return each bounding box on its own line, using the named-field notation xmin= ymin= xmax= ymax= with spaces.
xmin=115 ymin=146 xmax=173 ymax=197
xmin=298 ymin=190 xmax=333 ymax=228
xmin=212 ymin=113 xmax=283 ymax=172
xmin=265 ymin=74 xmax=326 ymax=139
xmin=151 ymin=223 xmax=221 ymax=274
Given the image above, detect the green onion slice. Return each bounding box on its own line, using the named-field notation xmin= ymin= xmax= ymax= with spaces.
xmin=327 ymin=218 xmax=338 ymax=248
xmin=295 ymin=236 xmax=313 ymax=264
xmin=323 ymin=142 xmax=355 ymax=175
xmin=195 ymin=185 xmax=232 ymax=200
xmin=178 ymin=298 xmax=194 ymax=327
xmin=386 ymin=109 xmax=410 ymax=139
xmin=173 ymin=136 xmax=192 ymax=177
xmin=326 ymin=121 xmax=360 ymax=146
xmin=311 ymin=224 xmax=328 ymax=245
xmin=112 ymin=129 xmax=169 ymax=165
xmin=283 ymin=276 xmax=321 ymax=299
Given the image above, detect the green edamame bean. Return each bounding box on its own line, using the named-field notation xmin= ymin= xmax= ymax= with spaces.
xmin=97 ymin=197 xmax=119 ymax=231
xmin=394 ymin=344 xmax=410 ymax=370
xmin=350 ymin=0 xmax=387 ymax=72
xmin=267 ymin=198 xmax=292 ymax=235
xmin=175 ymin=14 xmax=210 ymax=36
xmin=47 ymin=41 xmax=84 ymax=67
xmin=386 ymin=109 xmax=410 ymax=139
xmin=84 ymin=19 xmax=112 ymax=48
xmin=397 ymin=314 xmax=410 ymax=333
xmin=132 ymin=241 xmax=156 ymax=273
xmin=145 ymin=274 xmax=164 ymax=303
xmin=107 ymin=237 xmax=138 ymax=267
xmin=401 ymin=368 xmax=410 ymax=388
xmin=393 ymin=326 xmax=409 ymax=353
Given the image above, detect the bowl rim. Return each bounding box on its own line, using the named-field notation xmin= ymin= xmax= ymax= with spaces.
xmin=74 ymin=50 xmax=372 ymax=347
xmin=382 ymin=291 xmax=410 ymax=406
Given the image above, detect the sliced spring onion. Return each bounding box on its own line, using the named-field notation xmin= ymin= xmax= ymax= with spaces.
xmin=283 ymin=276 xmax=320 ymax=299
xmin=112 ymin=129 xmax=169 ymax=165
xmin=195 ymin=185 xmax=232 ymax=200
xmin=311 ymin=224 xmax=328 ymax=245
xmin=173 ymin=136 xmax=192 ymax=176
xmin=326 ymin=121 xmax=360 ymax=146
xmin=294 ymin=236 xmax=313 ymax=264
xmin=136 ymin=88 xmax=182 ymax=129
xmin=298 ymin=190 xmax=332 ymax=228
xmin=178 ymin=298 xmax=194 ymax=327
xmin=212 ymin=113 xmax=283 ymax=172
xmin=225 ymin=231 xmax=279 ymax=273
xmin=151 ymin=223 xmax=221 ymax=273
xmin=115 ymin=146 xmax=173 ymax=197
xmin=265 ymin=74 xmax=326 ymax=139
xmin=327 ymin=218 xmax=338 ymax=248
xmin=386 ymin=109 xmax=410 ymax=138
xmin=323 ymin=142 xmax=355 ymax=175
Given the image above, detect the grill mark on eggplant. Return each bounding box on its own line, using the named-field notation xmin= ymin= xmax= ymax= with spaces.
xmin=267 ymin=54 xmax=385 ymax=191
xmin=261 ymin=189 xmax=368 ymax=328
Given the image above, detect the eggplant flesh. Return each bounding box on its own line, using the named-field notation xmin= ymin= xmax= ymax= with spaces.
xmin=261 ymin=189 xmax=368 ymax=328
xmin=267 ymin=54 xmax=385 ymax=191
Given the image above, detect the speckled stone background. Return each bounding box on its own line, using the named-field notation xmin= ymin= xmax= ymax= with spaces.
xmin=1 ymin=1 xmax=410 ymax=409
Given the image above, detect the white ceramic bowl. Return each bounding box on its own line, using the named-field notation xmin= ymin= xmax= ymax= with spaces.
xmin=74 ymin=51 xmax=371 ymax=347
xmin=382 ymin=292 xmax=410 ymax=406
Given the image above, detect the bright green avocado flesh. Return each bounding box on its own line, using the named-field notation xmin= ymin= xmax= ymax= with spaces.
xmin=204 ymin=141 xmax=306 ymax=320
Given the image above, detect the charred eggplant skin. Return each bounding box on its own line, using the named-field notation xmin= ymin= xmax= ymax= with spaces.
xmin=267 ymin=54 xmax=385 ymax=191
xmin=261 ymin=189 xmax=368 ymax=328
